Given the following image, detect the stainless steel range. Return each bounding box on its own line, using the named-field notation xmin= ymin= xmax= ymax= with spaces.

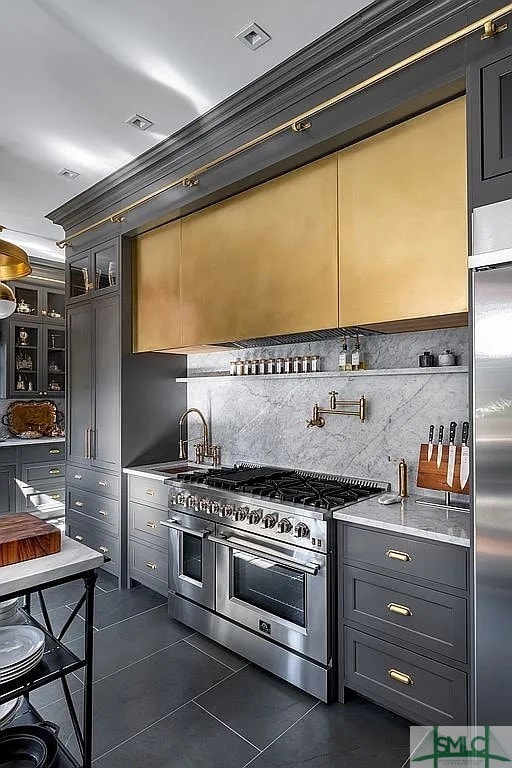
xmin=162 ymin=464 xmax=386 ymax=701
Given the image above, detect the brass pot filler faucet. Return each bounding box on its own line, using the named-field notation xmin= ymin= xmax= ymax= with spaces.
xmin=306 ymin=392 xmax=366 ymax=428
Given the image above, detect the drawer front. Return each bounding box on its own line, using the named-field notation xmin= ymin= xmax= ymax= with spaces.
xmin=129 ymin=500 xmax=167 ymax=545
xmin=344 ymin=627 xmax=467 ymax=725
xmin=129 ymin=539 xmax=168 ymax=596
xmin=66 ymin=464 xmax=119 ymax=498
xmin=68 ymin=488 xmax=119 ymax=532
xmin=21 ymin=442 xmax=65 ymax=464
xmin=0 ymin=448 xmax=16 ymax=466
xmin=343 ymin=525 xmax=468 ymax=591
xmin=25 ymin=484 xmax=65 ymax=517
xmin=25 ymin=462 xmax=65 ymax=483
xmin=67 ymin=512 xmax=119 ymax=577
xmin=129 ymin=475 xmax=168 ymax=509
xmin=343 ymin=566 xmax=467 ymax=662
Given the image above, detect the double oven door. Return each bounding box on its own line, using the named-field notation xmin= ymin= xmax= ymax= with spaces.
xmin=210 ymin=524 xmax=329 ymax=664
xmin=162 ymin=511 xmax=216 ymax=609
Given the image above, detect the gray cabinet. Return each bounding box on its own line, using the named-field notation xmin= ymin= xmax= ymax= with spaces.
xmin=16 ymin=441 xmax=66 ymax=520
xmin=91 ymin=296 xmax=120 ymax=471
xmin=0 ymin=465 xmax=16 ymax=515
xmin=67 ymin=302 xmax=92 ymax=466
xmin=339 ymin=523 xmax=469 ymax=724
xmin=127 ymin=474 xmax=168 ymax=596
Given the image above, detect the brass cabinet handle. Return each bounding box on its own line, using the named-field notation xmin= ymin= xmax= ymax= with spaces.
xmin=74 ymin=535 xmax=83 ymax=542
xmin=386 ymin=549 xmax=412 ymax=563
xmin=98 ymin=481 xmax=108 ymax=488
xmin=50 ymin=494 xmax=61 ymax=500
xmin=388 ymin=668 xmax=413 ymax=686
xmin=146 ymin=521 xmax=157 ymax=529
xmin=145 ymin=489 xmax=156 ymax=496
xmin=84 ymin=428 xmax=89 ymax=460
xmin=74 ymin=474 xmax=83 ymax=480
xmin=98 ymin=510 xmax=108 ymax=516
xmin=388 ymin=602 xmax=413 ymax=617
xmin=74 ymin=501 xmax=84 ymax=508
xmin=49 ymin=468 xmax=61 ymax=475
xmin=99 ymin=546 xmax=109 ymax=554
xmin=145 ymin=562 xmax=157 ymax=570
xmin=49 ymin=449 xmax=61 ymax=455
xmin=88 ymin=428 xmax=94 ymax=460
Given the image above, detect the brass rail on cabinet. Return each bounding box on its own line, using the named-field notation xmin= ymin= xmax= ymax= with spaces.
xmin=55 ymin=3 xmax=512 ymax=249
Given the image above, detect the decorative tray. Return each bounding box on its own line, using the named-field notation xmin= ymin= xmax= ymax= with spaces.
xmin=1 ymin=400 xmax=64 ymax=438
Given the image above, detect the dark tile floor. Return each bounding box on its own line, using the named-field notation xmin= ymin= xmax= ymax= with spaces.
xmin=30 ymin=574 xmax=413 ymax=767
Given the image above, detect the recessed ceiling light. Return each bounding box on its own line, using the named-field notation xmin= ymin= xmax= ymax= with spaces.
xmin=236 ymin=22 xmax=271 ymax=50
xmin=126 ymin=113 xmax=154 ymax=131
xmin=58 ymin=168 xmax=80 ymax=180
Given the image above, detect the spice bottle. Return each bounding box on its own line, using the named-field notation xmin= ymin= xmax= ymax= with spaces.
xmin=351 ymin=334 xmax=366 ymax=371
xmin=338 ymin=337 xmax=349 ymax=371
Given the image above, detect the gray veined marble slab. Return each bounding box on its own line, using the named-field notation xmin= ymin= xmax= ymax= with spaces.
xmin=0 ymin=536 xmax=104 ymax=598
xmin=0 ymin=437 xmax=65 ymax=448
xmin=333 ymin=494 xmax=470 ymax=547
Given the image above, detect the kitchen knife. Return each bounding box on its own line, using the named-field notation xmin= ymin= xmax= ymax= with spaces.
xmin=447 ymin=421 xmax=457 ymax=487
xmin=427 ymin=424 xmax=435 ymax=461
xmin=460 ymin=421 xmax=470 ymax=490
xmin=436 ymin=425 xmax=444 ymax=469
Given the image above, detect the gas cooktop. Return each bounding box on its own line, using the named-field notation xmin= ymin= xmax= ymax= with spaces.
xmin=175 ymin=464 xmax=385 ymax=512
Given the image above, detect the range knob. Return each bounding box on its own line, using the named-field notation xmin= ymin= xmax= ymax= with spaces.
xmin=219 ymin=504 xmax=233 ymax=518
xmin=233 ymin=506 xmax=249 ymax=522
xmin=177 ymin=493 xmax=187 ymax=505
xmin=169 ymin=494 xmax=178 ymax=505
xmin=209 ymin=501 xmax=220 ymax=515
xmin=278 ymin=518 xmax=293 ymax=534
xmin=294 ymin=522 xmax=310 ymax=539
xmin=262 ymin=514 xmax=277 ymax=529
xmin=248 ymin=509 xmax=263 ymax=525
xmin=199 ymin=498 xmax=210 ymax=512
xmin=186 ymin=495 xmax=198 ymax=508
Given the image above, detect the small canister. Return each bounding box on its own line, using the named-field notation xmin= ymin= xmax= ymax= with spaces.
xmin=276 ymin=357 xmax=284 ymax=374
xmin=284 ymin=357 xmax=293 ymax=374
xmin=267 ymin=359 xmax=276 ymax=375
xmin=243 ymin=359 xmax=251 ymax=376
xmin=229 ymin=361 xmax=237 ymax=376
xmin=293 ymin=356 xmax=302 ymax=374
xmin=311 ymin=354 xmax=320 ymax=372
xmin=258 ymin=358 xmax=267 ymax=375
xmin=302 ymin=355 xmax=310 ymax=373
xmin=235 ymin=359 xmax=244 ymax=376
xmin=418 ymin=351 xmax=435 ymax=368
xmin=438 ymin=350 xmax=456 ymax=367
xmin=250 ymin=359 xmax=259 ymax=375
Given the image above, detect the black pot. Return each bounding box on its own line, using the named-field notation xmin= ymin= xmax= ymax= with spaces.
xmin=0 ymin=722 xmax=59 ymax=768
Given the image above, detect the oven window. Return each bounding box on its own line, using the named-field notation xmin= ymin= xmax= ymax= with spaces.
xmin=182 ymin=533 xmax=202 ymax=582
xmin=233 ymin=551 xmax=306 ymax=627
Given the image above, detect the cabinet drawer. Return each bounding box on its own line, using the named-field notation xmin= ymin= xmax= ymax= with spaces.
xmin=343 ymin=566 xmax=467 ymax=662
xmin=25 ymin=485 xmax=65 ymax=518
xmin=67 ymin=512 xmax=119 ymax=577
xmin=0 ymin=448 xmax=16 ymax=466
xmin=21 ymin=442 xmax=65 ymax=464
xmin=68 ymin=488 xmax=119 ymax=532
xmin=129 ymin=539 xmax=168 ymax=596
xmin=129 ymin=475 xmax=168 ymax=509
xmin=344 ymin=627 xmax=467 ymax=725
xmin=343 ymin=525 xmax=468 ymax=591
xmin=24 ymin=462 xmax=65 ymax=483
xmin=129 ymin=501 xmax=167 ymax=545
xmin=66 ymin=464 xmax=119 ymax=498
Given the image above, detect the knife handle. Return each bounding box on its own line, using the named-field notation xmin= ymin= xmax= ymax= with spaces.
xmin=428 ymin=425 xmax=435 ymax=443
xmin=462 ymin=421 xmax=470 ymax=447
xmin=449 ymin=421 xmax=457 ymax=444
xmin=438 ymin=425 xmax=444 ymax=443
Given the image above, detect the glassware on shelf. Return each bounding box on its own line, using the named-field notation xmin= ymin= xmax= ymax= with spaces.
xmin=18 ymin=328 xmax=29 ymax=346
xmin=108 ymin=261 xmax=116 ymax=287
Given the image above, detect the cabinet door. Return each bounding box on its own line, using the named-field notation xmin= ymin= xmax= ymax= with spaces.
xmin=9 ymin=321 xmax=42 ymax=397
xmin=66 ymin=303 xmax=92 ymax=466
xmin=181 ymin=155 xmax=338 ymax=345
xmin=44 ymin=327 xmax=66 ymax=398
xmin=0 ymin=466 xmax=15 ymax=515
xmin=338 ymin=98 xmax=468 ymax=329
xmin=482 ymin=53 xmax=512 ymax=179
xmin=91 ymin=295 xmax=120 ymax=470
xmin=92 ymin=239 xmax=118 ymax=296
xmin=132 ymin=220 xmax=182 ymax=351
xmin=67 ymin=249 xmax=92 ymax=302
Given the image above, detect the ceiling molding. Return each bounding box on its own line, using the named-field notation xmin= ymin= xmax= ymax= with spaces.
xmin=47 ymin=0 xmax=483 ymax=233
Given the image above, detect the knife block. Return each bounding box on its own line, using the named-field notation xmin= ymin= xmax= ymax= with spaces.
xmin=416 ymin=444 xmax=470 ymax=496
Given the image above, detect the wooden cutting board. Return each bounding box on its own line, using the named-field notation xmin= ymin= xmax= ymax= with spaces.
xmin=0 ymin=513 xmax=61 ymax=567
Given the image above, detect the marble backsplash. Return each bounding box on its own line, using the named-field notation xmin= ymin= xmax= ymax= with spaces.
xmin=185 ymin=327 xmax=469 ymax=493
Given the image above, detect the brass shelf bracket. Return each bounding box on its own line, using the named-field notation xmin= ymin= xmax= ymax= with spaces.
xmin=183 ymin=176 xmax=200 ymax=188
xmin=292 ymin=119 xmax=312 ymax=133
xmin=481 ymin=19 xmax=508 ymax=38
xmin=306 ymin=391 xmax=366 ymax=428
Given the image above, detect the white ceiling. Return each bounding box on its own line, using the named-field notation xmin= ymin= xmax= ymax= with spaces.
xmin=0 ymin=0 xmax=373 ymax=263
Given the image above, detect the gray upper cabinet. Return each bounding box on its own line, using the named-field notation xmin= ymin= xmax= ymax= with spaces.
xmin=67 ymin=302 xmax=92 ymax=466
xmin=91 ymin=295 xmax=120 ymax=471
xmin=66 ymin=238 xmax=118 ymax=304
xmin=482 ymin=52 xmax=512 ymax=180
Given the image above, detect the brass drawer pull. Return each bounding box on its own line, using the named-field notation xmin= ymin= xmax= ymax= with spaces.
xmin=74 ymin=535 xmax=83 ymax=542
xmin=388 ymin=668 xmax=413 ymax=686
xmin=388 ymin=602 xmax=413 ymax=617
xmin=146 ymin=521 xmax=157 ymax=529
xmin=50 ymin=494 xmax=61 ymax=500
xmin=49 ymin=468 xmax=61 ymax=475
xmin=49 ymin=449 xmax=61 ymax=455
xmin=99 ymin=546 xmax=109 ymax=554
xmin=98 ymin=481 xmax=108 ymax=487
xmin=74 ymin=501 xmax=84 ymax=508
xmin=98 ymin=510 xmax=108 ymax=516
xmin=74 ymin=474 xmax=83 ymax=480
xmin=145 ymin=562 xmax=157 ymax=570
xmin=386 ymin=549 xmax=412 ymax=563
xmin=145 ymin=489 xmax=156 ymax=496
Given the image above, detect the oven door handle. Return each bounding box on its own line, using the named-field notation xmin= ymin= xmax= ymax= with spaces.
xmin=160 ymin=519 xmax=211 ymax=538
xmin=209 ymin=535 xmax=321 ymax=576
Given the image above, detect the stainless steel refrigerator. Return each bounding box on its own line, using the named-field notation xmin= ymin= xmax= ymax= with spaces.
xmin=471 ymin=198 xmax=512 ymax=725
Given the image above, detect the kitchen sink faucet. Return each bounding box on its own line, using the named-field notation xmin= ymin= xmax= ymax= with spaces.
xmin=178 ymin=407 xmax=221 ymax=466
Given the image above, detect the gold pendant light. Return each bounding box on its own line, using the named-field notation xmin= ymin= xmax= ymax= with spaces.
xmin=0 ymin=232 xmax=32 ymax=280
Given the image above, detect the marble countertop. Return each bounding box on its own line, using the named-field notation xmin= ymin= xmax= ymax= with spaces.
xmin=0 ymin=535 xmax=104 ymax=598
xmin=334 ymin=494 xmax=471 ymax=547
xmin=0 ymin=436 xmax=65 ymax=448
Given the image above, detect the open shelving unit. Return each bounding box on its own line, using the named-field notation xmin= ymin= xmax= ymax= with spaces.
xmin=177 ymin=366 xmax=468 ymax=383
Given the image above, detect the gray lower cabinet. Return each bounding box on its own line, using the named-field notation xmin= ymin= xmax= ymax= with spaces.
xmin=67 ymin=510 xmax=120 ymax=577
xmin=0 ymin=465 xmax=16 ymax=515
xmin=0 ymin=441 xmax=66 ymax=519
xmin=340 ymin=523 xmax=469 ymax=724
xmin=127 ymin=475 xmax=168 ymax=596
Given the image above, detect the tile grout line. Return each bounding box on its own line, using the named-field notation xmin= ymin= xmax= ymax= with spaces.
xmin=183 ymin=637 xmax=249 ymax=672
xmin=239 ymin=701 xmax=320 ymax=768
xmin=93 ymin=667 xmax=244 ymax=763
xmin=193 ymin=701 xmax=262 ymax=753
xmin=69 ymin=601 xmax=167 ymax=633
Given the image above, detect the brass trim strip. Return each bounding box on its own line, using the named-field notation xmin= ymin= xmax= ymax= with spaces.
xmin=56 ymin=3 xmax=512 ymax=248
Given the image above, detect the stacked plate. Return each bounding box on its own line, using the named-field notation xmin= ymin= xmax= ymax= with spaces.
xmin=0 ymin=697 xmax=22 ymax=729
xmin=0 ymin=598 xmax=20 ymax=626
xmin=0 ymin=626 xmax=45 ymax=684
